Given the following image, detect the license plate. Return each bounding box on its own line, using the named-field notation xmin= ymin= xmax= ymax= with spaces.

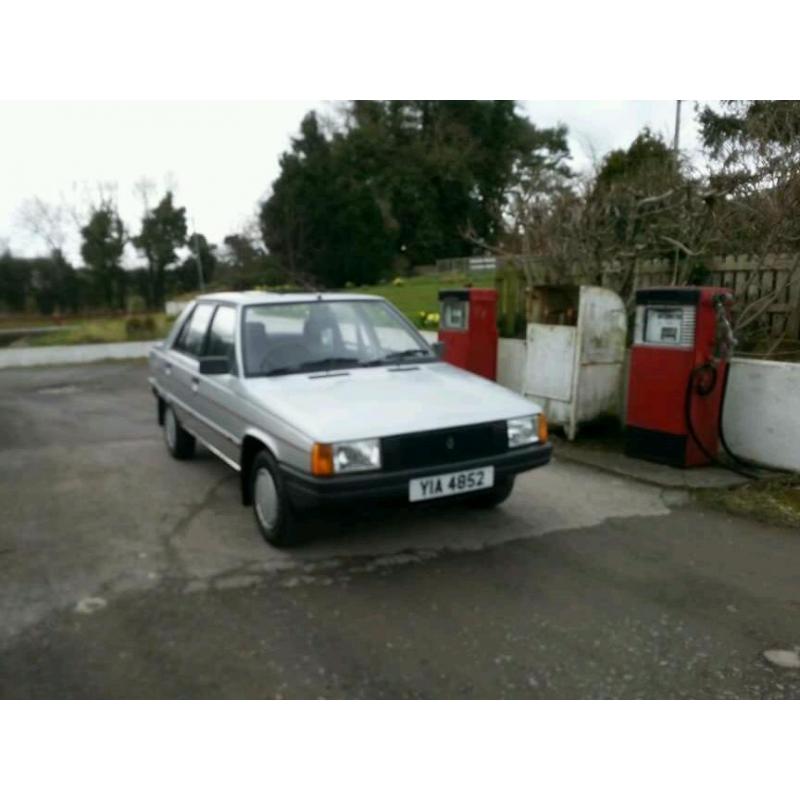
xmin=409 ymin=466 xmax=494 ymax=502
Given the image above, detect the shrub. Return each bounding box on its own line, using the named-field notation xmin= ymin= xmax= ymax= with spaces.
xmin=391 ymin=277 xmax=404 ymax=287
xmin=416 ymin=310 xmax=440 ymax=330
xmin=125 ymin=315 xmax=157 ymax=339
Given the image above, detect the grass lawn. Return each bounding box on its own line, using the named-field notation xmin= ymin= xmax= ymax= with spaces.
xmin=353 ymin=271 xmax=495 ymax=326
xmin=697 ymin=475 xmax=800 ymax=529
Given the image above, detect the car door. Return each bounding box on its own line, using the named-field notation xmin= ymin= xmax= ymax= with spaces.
xmin=191 ymin=302 xmax=242 ymax=465
xmin=168 ymin=301 xmax=216 ymax=441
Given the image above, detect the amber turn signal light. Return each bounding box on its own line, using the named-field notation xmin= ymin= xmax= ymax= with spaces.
xmin=311 ymin=443 xmax=334 ymax=476
xmin=538 ymin=413 xmax=548 ymax=444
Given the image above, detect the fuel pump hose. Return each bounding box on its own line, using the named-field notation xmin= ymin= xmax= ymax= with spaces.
xmin=683 ymin=364 xmax=755 ymax=478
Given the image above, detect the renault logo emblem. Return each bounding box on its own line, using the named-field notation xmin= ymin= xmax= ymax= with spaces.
xmin=445 ymin=436 xmax=455 ymax=450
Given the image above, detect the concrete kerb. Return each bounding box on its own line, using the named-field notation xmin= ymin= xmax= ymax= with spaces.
xmin=552 ymin=438 xmax=749 ymax=492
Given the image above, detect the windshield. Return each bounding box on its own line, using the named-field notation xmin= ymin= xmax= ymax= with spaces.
xmin=242 ymin=299 xmax=434 ymax=377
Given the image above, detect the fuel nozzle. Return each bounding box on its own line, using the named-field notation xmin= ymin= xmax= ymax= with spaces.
xmin=713 ymin=293 xmax=737 ymax=360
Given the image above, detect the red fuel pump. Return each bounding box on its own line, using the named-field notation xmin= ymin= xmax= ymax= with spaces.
xmin=625 ymin=286 xmax=736 ymax=467
xmin=437 ymin=288 xmax=498 ymax=380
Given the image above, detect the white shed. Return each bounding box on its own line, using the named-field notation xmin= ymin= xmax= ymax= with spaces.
xmin=522 ymin=285 xmax=627 ymax=440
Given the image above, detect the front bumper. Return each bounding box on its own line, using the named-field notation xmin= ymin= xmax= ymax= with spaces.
xmin=281 ymin=441 xmax=552 ymax=510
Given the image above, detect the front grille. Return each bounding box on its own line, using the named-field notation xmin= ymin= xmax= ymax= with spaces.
xmin=381 ymin=421 xmax=508 ymax=472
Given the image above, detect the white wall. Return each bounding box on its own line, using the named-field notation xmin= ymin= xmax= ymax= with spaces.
xmin=497 ymin=339 xmax=526 ymax=394
xmin=165 ymin=300 xmax=190 ymax=317
xmin=722 ymin=357 xmax=800 ymax=472
xmin=0 ymin=340 xmax=159 ymax=370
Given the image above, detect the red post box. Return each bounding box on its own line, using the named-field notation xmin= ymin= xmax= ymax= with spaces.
xmin=625 ymin=286 xmax=735 ymax=467
xmin=438 ymin=288 xmax=498 ymax=380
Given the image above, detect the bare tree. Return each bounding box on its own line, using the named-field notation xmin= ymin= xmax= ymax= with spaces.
xmin=133 ymin=177 xmax=157 ymax=216
xmin=495 ymin=110 xmax=800 ymax=350
xmin=15 ymin=197 xmax=69 ymax=253
xmin=698 ymin=101 xmax=800 ymax=345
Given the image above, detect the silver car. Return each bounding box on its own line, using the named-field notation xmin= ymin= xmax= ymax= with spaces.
xmin=149 ymin=292 xmax=551 ymax=546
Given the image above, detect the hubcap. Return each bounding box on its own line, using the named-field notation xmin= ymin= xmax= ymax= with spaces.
xmin=254 ymin=467 xmax=279 ymax=531
xmin=165 ymin=407 xmax=177 ymax=450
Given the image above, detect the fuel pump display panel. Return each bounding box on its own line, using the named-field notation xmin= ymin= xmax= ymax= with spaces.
xmin=440 ymin=297 xmax=469 ymax=331
xmin=635 ymin=303 xmax=697 ymax=348
xmin=645 ymin=307 xmax=683 ymax=344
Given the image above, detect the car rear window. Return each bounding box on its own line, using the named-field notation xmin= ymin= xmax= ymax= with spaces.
xmin=175 ymin=303 xmax=214 ymax=357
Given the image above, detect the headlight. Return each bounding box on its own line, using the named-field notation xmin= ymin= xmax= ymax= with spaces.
xmin=311 ymin=439 xmax=381 ymax=475
xmin=507 ymin=414 xmax=546 ymax=448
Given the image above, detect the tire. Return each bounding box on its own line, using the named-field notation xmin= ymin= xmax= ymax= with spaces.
xmin=163 ymin=404 xmax=196 ymax=460
xmin=250 ymin=450 xmax=299 ymax=547
xmin=466 ymin=475 xmax=515 ymax=509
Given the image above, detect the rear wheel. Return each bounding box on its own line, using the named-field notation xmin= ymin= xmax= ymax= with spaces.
xmin=467 ymin=475 xmax=515 ymax=509
xmin=164 ymin=405 xmax=195 ymax=460
xmin=251 ymin=450 xmax=299 ymax=547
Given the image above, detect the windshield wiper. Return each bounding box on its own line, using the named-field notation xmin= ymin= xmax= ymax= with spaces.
xmin=359 ymin=348 xmax=433 ymax=367
xmin=263 ymin=357 xmax=361 ymax=376
xmin=383 ymin=348 xmax=432 ymax=360
xmin=297 ymin=357 xmax=363 ymax=372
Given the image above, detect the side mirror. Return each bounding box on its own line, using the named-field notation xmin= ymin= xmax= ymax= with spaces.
xmin=198 ymin=355 xmax=232 ymax=375
xmin=432 ymin=341 xmax=446 ymax=359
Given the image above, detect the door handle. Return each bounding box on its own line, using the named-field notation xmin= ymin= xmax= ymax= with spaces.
xmin=163 ymin=363 xmax=172 ymax=375
xmin=191 ymin=377 xmax=199 ymax=393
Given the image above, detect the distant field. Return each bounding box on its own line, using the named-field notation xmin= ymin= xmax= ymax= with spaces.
xmin=0 ymin=271 xmax=495 ymax=346
xmin=3 ymin=314 xmax=171 ymax=348
xmin=354 ymin=271 xmax=495 ymax=325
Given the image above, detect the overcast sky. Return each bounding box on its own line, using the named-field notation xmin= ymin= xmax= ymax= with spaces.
xmin=0 ymin=101 xmax=702 ymax=264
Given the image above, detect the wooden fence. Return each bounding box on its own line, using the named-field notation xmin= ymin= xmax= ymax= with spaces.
xmin=481 ymin=253 xmax=800 ymax=345
xmin=426 ymin=255 xmax=544 ymax=274
xmin=633 ymin=254 xmax=800 ymax=339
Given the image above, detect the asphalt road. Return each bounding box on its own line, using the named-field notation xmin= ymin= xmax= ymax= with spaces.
xmin=0 ymin=361 xmax=798 ymax=698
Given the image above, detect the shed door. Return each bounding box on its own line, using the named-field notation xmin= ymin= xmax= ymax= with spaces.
xmin=523 ymin=323 xmax=576 ymax=401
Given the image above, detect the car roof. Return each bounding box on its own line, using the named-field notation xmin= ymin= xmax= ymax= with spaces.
xmin=195 ymin=291 xmax=384 ymax=306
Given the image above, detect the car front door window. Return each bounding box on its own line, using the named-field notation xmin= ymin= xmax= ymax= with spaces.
xmin=205 ymin=305 xmax=237 ymax=370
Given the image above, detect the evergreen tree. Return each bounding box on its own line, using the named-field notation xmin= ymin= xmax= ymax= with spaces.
xmin=260 ymin=102 xmax=570 ymax=287
xmin=80 ymin=205 xmax=126 ymax=308
xmin=133 ymin=192 xmax=187 ymax=309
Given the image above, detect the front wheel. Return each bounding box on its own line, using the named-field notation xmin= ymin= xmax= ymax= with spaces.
xmin=164 ymin=404 xmax=195 ymax=460
xmin=251 ymin=450 xmax=299 ymax=547
xmin=466 ymin=475 xmax=515 ymax=509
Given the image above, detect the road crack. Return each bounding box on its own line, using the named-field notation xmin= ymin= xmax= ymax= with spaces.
xmin=160 ymin=474 xmax=233 ymax=580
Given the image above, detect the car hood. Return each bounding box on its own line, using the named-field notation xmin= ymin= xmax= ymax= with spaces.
xmin=243 ymin=362 xmax=541 ymax=442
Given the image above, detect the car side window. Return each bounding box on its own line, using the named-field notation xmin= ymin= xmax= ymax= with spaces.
xmin=205 ymin=305 xmax=237 ymax=364
xmin=174 ymin=303 xmax=214 ymax=357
